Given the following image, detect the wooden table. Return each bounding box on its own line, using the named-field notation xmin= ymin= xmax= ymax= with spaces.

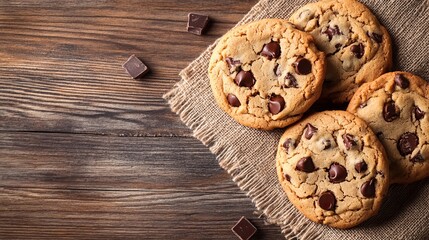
xmin=0 ymin=1 xmax=284 ymax=239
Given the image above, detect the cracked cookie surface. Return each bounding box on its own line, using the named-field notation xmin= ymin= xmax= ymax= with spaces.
xmin=276 ymin=111 xmax=389 ymax=228
xmin=347 ymin=72 xmax=429 ymax=184
xmin=209 ymin=19 xmax=325 ymax=130
xmin=289 ymin=0 xmax=392 ymax=103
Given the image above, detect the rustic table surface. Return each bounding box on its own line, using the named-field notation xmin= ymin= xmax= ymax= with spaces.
xmin=0 ymin=0 xmax=285 ymax=239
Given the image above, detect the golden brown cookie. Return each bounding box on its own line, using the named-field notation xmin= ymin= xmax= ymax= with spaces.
xmin=289 ymin=0 xmax=392 ymax=103
xmin=208 ymin=19 xmax=325 ymax=130
xmin=276 ymin=111 xmax=389 ymax=228
xmin=347 ymin=72 xmax=429 ymax=184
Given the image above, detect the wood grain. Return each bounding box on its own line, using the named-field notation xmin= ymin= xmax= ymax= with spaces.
xmin=0 ymin=0 xmax=285 ymax=239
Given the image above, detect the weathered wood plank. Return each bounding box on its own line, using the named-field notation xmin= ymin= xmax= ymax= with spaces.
xmin=0 ymin=0 xmax=257 ymax=136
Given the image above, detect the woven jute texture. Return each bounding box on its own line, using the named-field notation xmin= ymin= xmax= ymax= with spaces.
xmin=163 ymin=0 xmax=429 ymax=239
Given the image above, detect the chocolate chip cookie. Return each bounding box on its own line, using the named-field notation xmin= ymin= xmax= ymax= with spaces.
xmin=276 ymin=111 xmax=389 ymax=229
xmin=289 ymin=0 xmax=392 ymax=103
xmin=209 ymin=19 xmax=326 ymax=130
xmin=347 ymin=72 xmax=429 ymax=184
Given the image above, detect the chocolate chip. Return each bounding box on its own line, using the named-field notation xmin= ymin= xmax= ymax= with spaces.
xmin=329 ymin=163 xmax=347 ymax=183
xmin=397 ymin=132 xmax=419 ymax=156
xmin=235 ymin=70 xmax=255 ymax=88
xmin=376 ymin=132 xmax=384 ymax=139
xmin=283 ymin=138 xmax=295 ymax=152
xmin=261 ymin=41 xmax=281 ymax=60
xmin=322 ymin=25 xmax=340 ymax=41
xmin=268 ymin=95 xmax=285 ymax=115
xmin=342 ymin=134 xmax=357 ymax=150
xmin=293 ymin=57 xmax=312 ymax=75
xmin=318 ymin=191 xmax=336 ymax=211
xmin=351 ymin=43 xmax=364 ymax=59
xmin=371 ymin=32 xmax=382 ymax=43
xmin=227 ymin=94 xmax=241 ymax=107
xmin=304 ymin=123 xmax=318 ymax=139
xmin=284 ymin=73 xmax=298 ymax=88
xmin=394 ymin=74 xmax=410 ymax=89
xmin=361 ymin=178 xmax=376 ymax=198
xmin=187 ymin=13 xmax=209 ymax=35
xmin=122 ymin=55 xmax=150 ymax=79
xmin=355 ymin=161 xmax=368 ymax=173
xmin=231 ymin=216 xmax=257 ymax=240
xmin=411 ymin=153 xmax=424 ymax=163
xmin=335 ymin=43 xmax=342 ymax=49
xmin=285 ymin=174 xmax=291 ymax=182
xmin=383 ymin=101 xmax=399 ymax=122
xmin=296 ymin=157 xmax=315 ymax=173
xmin=414 ymin=106 xmax=425 ymax=120
xmin=322 ymin=139 xmax=331 ymax=150
xmin=226 ymin=57 xmax=241 ymax=72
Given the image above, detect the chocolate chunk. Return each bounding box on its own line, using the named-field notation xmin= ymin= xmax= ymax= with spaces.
xmin=319 ymin=191 xmax=336 ymax=211
xmin=296 ymin=157 xmax=315 ymax=173
xmin=226 ymin=57 xmax=241 ymax=72
xmin=284 ymin=73 xmax=298 ymax=88
xmin=231 ymin=216 xmax=257 ymax=240
xmin=322 ymin=139 xmax=331 ymax=150
xmin=394 ymin=74 xmax=410 ymax=89
xmin=235 ymin=70 xmax=255 ymax=88
xmin=371 ymin=32 xmax=382 ymax=43
xmin=355 ymin=161 xmax=368 ymax=173
xmin=329 ymin=163 xmax=347 ymax=183
xmin=383 ymin=101 xmax=399 ymax=122
xmin=351 ymin=43 xmax=364 ymax=59
xmin=342 ymin=134 xmax=357 ymax=150
xmin=261 ymin=41 xmax=281 ymax=60
xmin=283 ymin=138 xmax=295 ymax=152
xmin=227 ymin=94 xmax=241 ymax=107
xmin=397 ymin=132 xmax=419 ymax=156
xmin=411 ymin=153 xmax=424 ymax=163
xmin=293 ymin=57 xmax=312 ymax=75
xmin=268 ymin=95 xmax=285 ymax=115
xmin=285 ymin=174 xmax=291 ymax=182
xmin=322 ymin=25 xmax=340 ymax=41
xmin=304 ymin=123 xmax=318 ymax=139
xmin=187 ymin=13 xmax=209 ymax=35
xmin=361 ymin=178 xmax=376 ymax=198
xmin=414 ymin=106 xmax=425 ymax=120
xmin=122 ymin=55 xmax=149 ymax=79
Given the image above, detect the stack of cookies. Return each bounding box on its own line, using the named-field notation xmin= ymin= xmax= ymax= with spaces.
xmin=208 ymin=0 xmax=429 ymax=229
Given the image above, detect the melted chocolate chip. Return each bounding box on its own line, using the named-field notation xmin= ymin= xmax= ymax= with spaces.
xmin=383 ymin=101 xmax=399 ymax=122
xmin=394 ymin=74 xmax=410 ymax=89
xmin=322 ymin=25 xmax=340 ymax=41
xmin=411 ymin=153 xmax=424 ymax=163
xmin=414 ymin=106 xmax=425 ymax=120
xmin=397 ymin=132 xmax=419 ymax=156
xmin=342 ymin=134 xmax=357 ymax=150
xmin=284 ymin=73 xmax=298 ymax=88
xmin=319 ymin=191 xmax=336 ymax=211
xmin=227 ymin=94 xmax=241 ymax=107
xmin=268 ymin=95 xmax=285 ymax=115
xmin=283 ymin=138 xmax=295 ymax=152
xmin=329 ymin=163 xmax=347 ymax=183
xmin=261 ymin=42 xmax=281 ymax=60
xmin=296 ymin=157 xmax=315 ymax=173
xmin=351 ymin=43 xmax=364 ymax=59
xmin=371 ymin=32 xmax=382 ymax=43
xmin=355 ymin=161 xmax=368 ymax=173
xmin=293 ymin=57 xmax=312 ymax=75
xmin=304 ymin=123 xmax=318 ymax=140
xmin=361 ymin=179 xmax=376 ymax=198
xmin=234 ymin=70 xmax=255 ymax=88
xmin=285 ymin=174 xmax=291 ymax=182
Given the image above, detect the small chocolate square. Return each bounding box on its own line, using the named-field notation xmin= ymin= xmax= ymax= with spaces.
xmin=231 ymin=217 xmax=257 ymax=240
xmin=122 ymin=55 xmax=149 ymax=79
xmin=187 ymin=13 xmax=209 ymax=35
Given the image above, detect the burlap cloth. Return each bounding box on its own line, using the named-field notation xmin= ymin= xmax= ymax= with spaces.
xmin=163 ymin=0 xmax=429 ymax=239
